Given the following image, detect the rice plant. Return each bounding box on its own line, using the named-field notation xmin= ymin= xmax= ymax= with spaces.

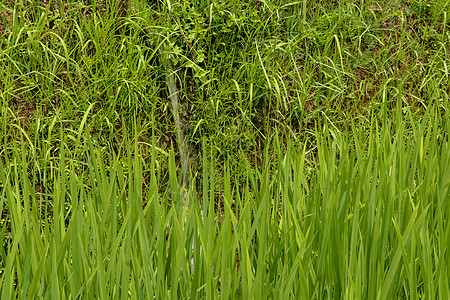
xmin=1 ymin=104 xmax=448 ymax=298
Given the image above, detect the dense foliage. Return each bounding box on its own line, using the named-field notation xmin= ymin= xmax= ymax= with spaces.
xmin=1 ymin=0 xmax=449 ymax=298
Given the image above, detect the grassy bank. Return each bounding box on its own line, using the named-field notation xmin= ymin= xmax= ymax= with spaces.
xmin=1 ymin=0 xmax=449 ymax=298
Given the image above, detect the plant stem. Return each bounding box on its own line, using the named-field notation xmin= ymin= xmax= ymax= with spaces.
xmin=159 ymin=42 xmax=190 ymax=204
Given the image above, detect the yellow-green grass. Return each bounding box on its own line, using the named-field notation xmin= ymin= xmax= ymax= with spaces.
xmin=1 ymin=106 xmax=449 ymax=298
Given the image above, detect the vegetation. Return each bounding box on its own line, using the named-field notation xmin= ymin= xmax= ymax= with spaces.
xmin=1 ymin=0 xmax=449 ymax=298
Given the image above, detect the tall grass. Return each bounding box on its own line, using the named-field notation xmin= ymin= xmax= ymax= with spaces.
xmin=1 ymin=0 xmax=449 ymax=298
xmin=1 ymin=106 xmax=448 ymax=298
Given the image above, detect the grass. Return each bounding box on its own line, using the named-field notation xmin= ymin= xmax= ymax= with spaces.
xmin=1 ymin=0 xmax=449 ymax=298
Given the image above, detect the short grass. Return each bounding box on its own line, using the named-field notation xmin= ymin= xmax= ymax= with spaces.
xmin=1 ymin=0 xmax=449 ymax=298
